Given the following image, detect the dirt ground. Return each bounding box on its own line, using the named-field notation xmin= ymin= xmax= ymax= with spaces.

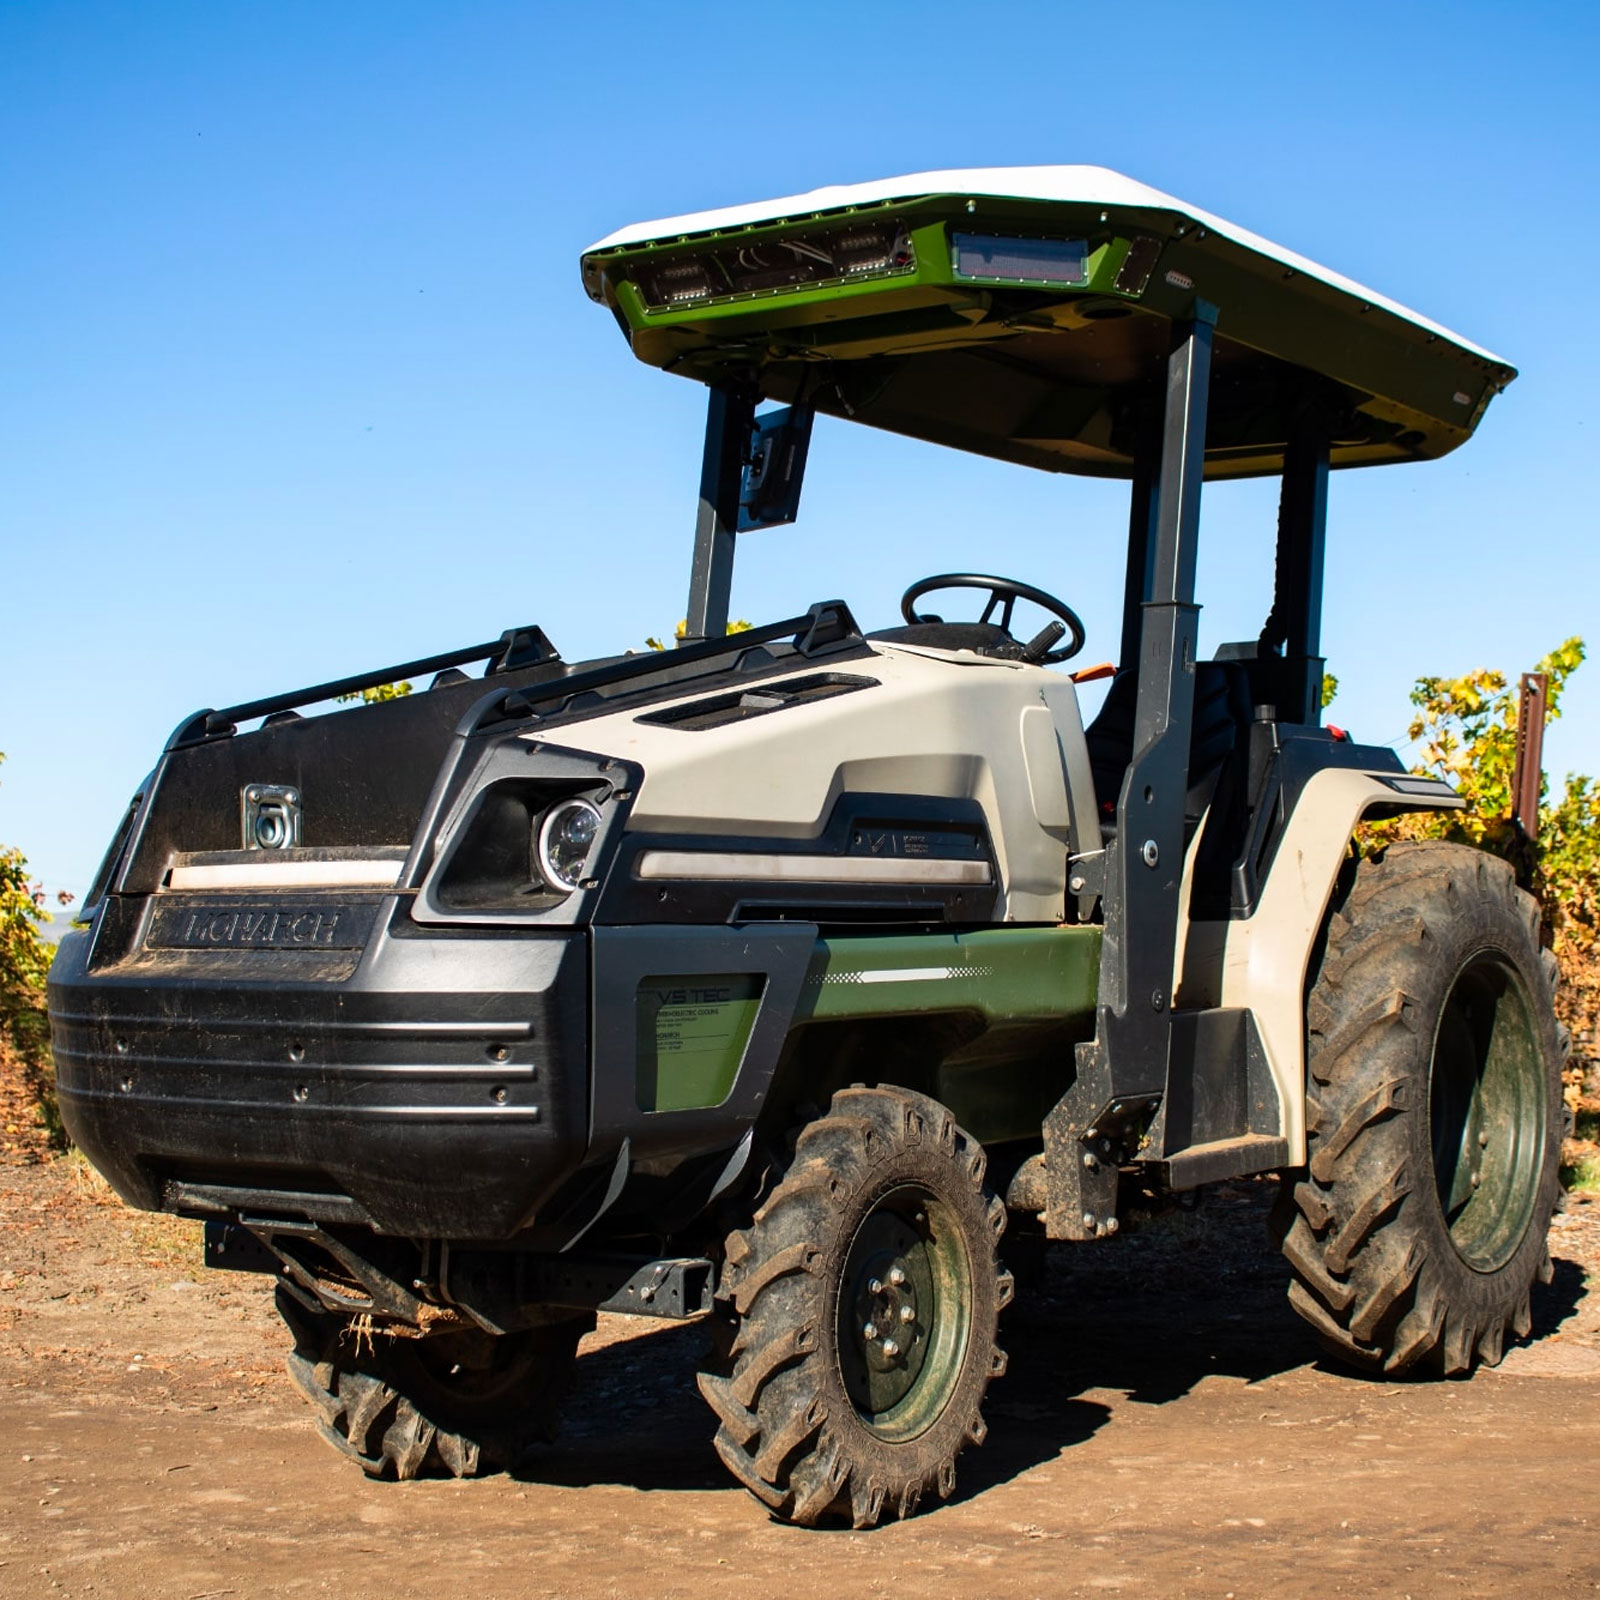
xmin=1 ymin=1148 xmax=1598 ymax=1600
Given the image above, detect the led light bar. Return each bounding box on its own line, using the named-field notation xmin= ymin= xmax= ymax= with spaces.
xmin=635 ymin=219 xmax=916 ymax=310
xmin=952 ymin=232 xmax=1088 ymax=286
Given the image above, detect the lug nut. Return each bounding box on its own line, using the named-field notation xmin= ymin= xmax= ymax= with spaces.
xmin=1082 ymin=1211 xmax=1096 ymax=1231
xmin=899 ymin=1304 xmax=915 ymax=1324
xmin=863 ymin=1322 xmax=878 ymax=1342
xmin=881 ymin=1338 xmax=901 ymax=1358
xmin=888 ymin=1266 xmax=906 ymax=1287
xmin=868 ymin=1277 xmax=883 ymax=1295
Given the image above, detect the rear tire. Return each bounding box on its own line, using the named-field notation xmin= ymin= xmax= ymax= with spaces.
xmin=1281 ymin=842 xmax=1562 ymax=1375
xmin=278 ymin=1286 xmax=590 ymax=1478
xmin=699 ymin=1087 xmax=1012 ymax=1527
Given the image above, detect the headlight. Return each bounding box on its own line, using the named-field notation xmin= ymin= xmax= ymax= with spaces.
xmin=534 ymin=799 xmax=602 ymax=893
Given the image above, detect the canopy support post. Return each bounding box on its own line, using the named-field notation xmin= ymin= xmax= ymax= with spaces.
xmin=1045 ymin=305 xmax=1216 ymax=1240
xmin=1262 ymin=410 xmax=1329 ymax=724
xmin=1118 ymin=439 xmax=1159 ymax=671
xmin=684 ymin=383 xmax=755 ymax=646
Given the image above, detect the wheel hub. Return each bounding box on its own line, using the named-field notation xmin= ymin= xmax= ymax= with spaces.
xmin=835 ymin=1184 xmax=974 ymax=1443
xmin=855 ymin=1257 xmax=923 ymax=1374
xmin=844 ymin=1213 xmax=933 ymax=1414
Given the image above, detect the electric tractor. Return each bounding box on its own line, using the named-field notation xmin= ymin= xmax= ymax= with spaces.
xmin=49 ymin=168 xmax=1563 ymax=1528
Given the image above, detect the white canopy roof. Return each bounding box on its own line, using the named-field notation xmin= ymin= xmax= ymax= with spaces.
xmin=586 ymin=165 xmax=1505 ymax=366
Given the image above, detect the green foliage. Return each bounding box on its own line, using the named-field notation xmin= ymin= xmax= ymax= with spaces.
xmin=646 ymin=619 xmax=753 ymax=652
xmin=337 ymin=681 xmax=412 ymax=704
xmin=0 ymin=754 xmax=57 ymax=1053
xmin=0 ymin=752 xmax=69 ymax=1151
xmin=1401 ymin=638 xmax=1583 ymax=835
xmin=1358 ymin=639 xmax=1599 ymax=1147
xmin=0 ymin=842 xmax=53 ymax=1050
xmin=1321 ymin=672 xmax=1338 ymax=710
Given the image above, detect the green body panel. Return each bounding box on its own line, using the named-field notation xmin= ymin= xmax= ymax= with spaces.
xmin=584 ymin=192 xmax=1513 ymax=481
xmin=792 ymin=927 xmax=1102 ymax=1145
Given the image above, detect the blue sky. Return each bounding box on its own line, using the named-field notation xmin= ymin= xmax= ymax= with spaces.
xmin=2 ymin=1 xmax=1596 ymax=900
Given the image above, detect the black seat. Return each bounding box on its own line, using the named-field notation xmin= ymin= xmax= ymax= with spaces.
xmin=1083 ymin=662 xmax=1253 ymax=827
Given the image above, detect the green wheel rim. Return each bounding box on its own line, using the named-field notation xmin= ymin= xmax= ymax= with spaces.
xmin=835 ymin=1183 xmax=972 ymax=1443
xmin=1429 ymin=949 xmax=1547 ymax=1273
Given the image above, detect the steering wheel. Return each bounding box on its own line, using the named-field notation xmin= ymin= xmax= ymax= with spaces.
xmin=900 ymin=573 xmax=1087 ymax=665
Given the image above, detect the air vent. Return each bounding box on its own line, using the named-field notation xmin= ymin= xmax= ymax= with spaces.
xmin=637 ymin=673 xmax=876 ymax=732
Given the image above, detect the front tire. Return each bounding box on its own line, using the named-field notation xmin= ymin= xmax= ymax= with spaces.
xmin=699 ymin=1087 xmax=1012 ymax=1527
xmin=1280 ymin=842 xmax=1562 ymax=1375
xmin=279 ymin=1286 xmax=590 ymax=1478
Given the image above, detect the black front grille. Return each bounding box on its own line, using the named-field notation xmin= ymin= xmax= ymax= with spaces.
xmin=47 ymin=918 xmax=590 ymax=1239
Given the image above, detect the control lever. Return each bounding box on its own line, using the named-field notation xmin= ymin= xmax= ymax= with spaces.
xmin=1020 ymin=619 xmax=1066 ymax=664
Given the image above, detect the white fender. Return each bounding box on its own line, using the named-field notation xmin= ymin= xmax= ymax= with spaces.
xmin=1181 ymin=767 xmax=1463 ymax=1162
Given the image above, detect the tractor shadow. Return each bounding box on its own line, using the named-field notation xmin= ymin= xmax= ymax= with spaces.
xmin=512 ymin=1180 xmax=1592 ymax=1503
xmin=950 ymin=1181 xmax=1310 ymax=1506
xmin=518 ymin=1318 xmax=730 ymax=1491
xmin=1528 ymin=1255 xmax=1588 ymax=1340
xmin=513 ymin=1181 xmax=1301 ymax=1498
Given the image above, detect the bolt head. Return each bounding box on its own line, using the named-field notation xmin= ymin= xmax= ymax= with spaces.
xmin=868 ymin=1277 xmax=883 ymax=1295
xmin=1082 ymin=1211 xmax=1096 ymax=1230
xmin=1083 ymin=1152 xmax=1099 ymax=1171
xmin=1105 ymin=1216 xmax=1120 ymax=1235
xmin=888 ymin=1266 xmax=906 ymax=1287
xmin=1085 ymin=1126 xmax=1099 ymax=1141
xmin=1478 ymin=1131 xmax=1489 ymax=1148
xmin=863 ymin=1322 xmax=878 ymax=1342
xmin=1141 ymin=838 xmax=1160 ymax=868
xmin=899 ymin=1304 xmax=915 ymax=1323
xmin=881 ymin=1338 xmax=901 ymax=1358
xmin=1471 ymin=1173 xmax=1481 ymax=1189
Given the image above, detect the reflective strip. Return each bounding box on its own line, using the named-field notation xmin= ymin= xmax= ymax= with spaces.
xmin=820 ymin=964 xmax=996 ymax=985
xmin=635 ymin=851 xmax=991 ymax=886
xmin=1380 ymin=775 xmax=1464 ymax=802
xmin=167 ymin=860 xmax=403 ymax=890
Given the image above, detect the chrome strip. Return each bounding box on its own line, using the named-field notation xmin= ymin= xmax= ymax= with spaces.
xmin=167 ymin=860 xmax=404 ymax=890
xmin=635 ymin=851 xmax=992 ymax=886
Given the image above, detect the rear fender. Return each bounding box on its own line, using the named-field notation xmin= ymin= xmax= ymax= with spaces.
xmin=1192 ymin=769 xmax=1463 ymax=1163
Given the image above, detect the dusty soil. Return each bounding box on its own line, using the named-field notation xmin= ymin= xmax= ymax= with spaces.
xmin=1 ymin=1151 xmax=1598 ymax=1600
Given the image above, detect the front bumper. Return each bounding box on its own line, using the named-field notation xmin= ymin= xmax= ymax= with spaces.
xmin=47 ymin=897 xmax=589 ymax=1238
